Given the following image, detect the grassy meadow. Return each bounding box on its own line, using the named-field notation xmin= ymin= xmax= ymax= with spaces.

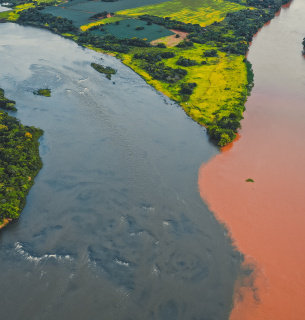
xmin=120 ymin=44 xmax=248 ymax=126
xmin=117 ymin=0 xmax=247 ymax=26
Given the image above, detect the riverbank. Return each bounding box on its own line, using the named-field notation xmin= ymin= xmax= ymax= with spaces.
xmin=0 ymin=0 xmax=291 ymax=146
xmin=199 ymin=0 xmax=305 ymax=318
xmin=0 ymin=88 xmax=43 ymax=229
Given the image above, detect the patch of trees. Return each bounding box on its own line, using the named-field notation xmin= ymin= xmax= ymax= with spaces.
xmin=77 ymin=32 xmax=151 ymax=53
xmin=176 ymin=40 xmax=194 ymax=48
xmin=91 ymin=62 xmax=116 ymax=79
xmin=176 ymin=57 xmax=197 ymax=67
xmin=208 ymin=112 xmax=243 ymax=146
xmin=18 ymin=8 xmax=78 ymax=33
xmin=0 ymin=88 xmax=16 ymax=111
xmin=133 ymin=51 xmax=175 ymax=63
xmin=143 ymin=62 xmax=187 ymax=83
xmin=203 ymin=49 xmax=218 ymax=57
xmin=180 ymin=82 xmax=197 ymax=95
xmin=0 ymin=90 xmax=43 ymax=221
xmin=89 ymin=11 xmax=108 ymax=20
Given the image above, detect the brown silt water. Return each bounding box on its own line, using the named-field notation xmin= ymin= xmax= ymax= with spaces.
xmin=199 ymin=0 xmax=305 ymax=319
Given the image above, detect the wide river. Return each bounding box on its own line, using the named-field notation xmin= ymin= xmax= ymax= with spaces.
xmin=0 ymin=23 xmax=241 ymax=319
xmin=199 ymin=0 xmax=305 ymax=319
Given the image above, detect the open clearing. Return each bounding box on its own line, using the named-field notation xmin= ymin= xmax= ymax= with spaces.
xmin=118 ymin=0 xmax=246 ymax=27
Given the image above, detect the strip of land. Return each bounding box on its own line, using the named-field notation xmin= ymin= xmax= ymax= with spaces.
xmin=0 ymin=88 xmax=43 ymax=228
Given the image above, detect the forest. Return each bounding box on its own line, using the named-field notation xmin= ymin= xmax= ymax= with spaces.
xmin=0 ymin=89 xmax=43 ymax=224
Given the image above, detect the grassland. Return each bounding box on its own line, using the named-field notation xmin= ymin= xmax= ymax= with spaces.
xmin=120 ymin=44 xmax=248 ymax=125
xmin=117 ymin=0 xmax=246 ymax=27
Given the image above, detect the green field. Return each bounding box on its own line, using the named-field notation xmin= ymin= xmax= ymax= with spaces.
xmin=118 ymin=0 xmax=247 ymax=26
xmin=120 ymin=44 xmax=248 ymax=126
xmin=91 ymin=19 xmax=174 ymax=42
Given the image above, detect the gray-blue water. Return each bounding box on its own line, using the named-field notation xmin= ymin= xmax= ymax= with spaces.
xmin=0 ymin=23 xmax=241 ymax=320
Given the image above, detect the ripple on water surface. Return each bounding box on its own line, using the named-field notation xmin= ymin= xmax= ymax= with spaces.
xmin=0 ymin=23 xmax=242 ymax=319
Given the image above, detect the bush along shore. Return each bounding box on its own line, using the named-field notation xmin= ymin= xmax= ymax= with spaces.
xmin=1 ymin=0 xmax=292 ymax=146
xmin=0 ymin=88 xmax=43 ymax=229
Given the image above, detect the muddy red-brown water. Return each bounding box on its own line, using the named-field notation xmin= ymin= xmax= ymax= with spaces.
xmin=199 ymin=0 xmax=305 ymax=319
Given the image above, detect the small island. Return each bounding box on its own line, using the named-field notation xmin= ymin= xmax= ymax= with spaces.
xmin=91 ymin=63 xmax=116 ymax=79
xmin=33 ymin=88 xmax=51 ymax=97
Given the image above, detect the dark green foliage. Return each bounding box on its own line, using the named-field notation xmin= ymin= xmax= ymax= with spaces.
xmin=0 ymin=88 xmax=17 ymax=111
xmin=0 ymin=91 xmax=43 ymax=221
xmin=133 ymin=51 xmax=175 ymax=63
xmin=208 ymin=112 xmax=243 ymax=146
xmin=203 ymin=49 xmax=218 ymax=57
xmin=160 ymin=51 xmax=175 ymax=58
xmin=89 ymin=11 xmax=108 ymax=20
xmin=246 ymin=178 xmax=254 ymax=182
xmin=143 ymin=62 xmax=187 ymax=83
xmin=91 ymin=62 xmax=116 ymax=79
xmin=176 ymin=40 xmax=194 ymax=48
xmin=245 ymin=59 xmax=254 ymax=92
xmin=135 ymin=26 xmax=144 ymax=30
xmin=176 ymin=56 xmax=197 ymax=67
xmin=180 ymin=82 xmax=197 ymax=95
xmin=156 ymin=43 xmax=166 ymax=48
xmin=78 ymin=31 xmax=152 ymax=53
xmin=18 ymin=8 xmax=78 ymax=33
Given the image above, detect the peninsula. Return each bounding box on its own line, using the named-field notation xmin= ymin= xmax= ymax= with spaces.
xmin=0 ymin=0 xmax=291 ymax=147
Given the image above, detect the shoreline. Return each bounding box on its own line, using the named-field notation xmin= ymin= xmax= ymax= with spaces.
xmin=4 ymin=0 xmax=290 ymax=146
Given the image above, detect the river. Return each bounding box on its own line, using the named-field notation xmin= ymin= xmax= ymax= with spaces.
xmin=199 ymin=0 xmax=305 ymax=319
xmin=0 ymin=23 xmax=242 ymax=319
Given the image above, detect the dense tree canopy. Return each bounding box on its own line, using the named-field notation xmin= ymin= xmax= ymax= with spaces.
xmin=0 ymin=89 xmax=43 ymax=222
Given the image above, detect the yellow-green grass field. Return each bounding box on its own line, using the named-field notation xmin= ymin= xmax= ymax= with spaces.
xmin=117 ymin=0 xmax=246 ymax=27
xmin=80 ymin=15 xmax=129 ymax=32
xmin=119 ymin=44 xmax=248 ymax=125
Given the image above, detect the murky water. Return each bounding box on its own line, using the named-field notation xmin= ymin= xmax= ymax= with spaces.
xmin=0 ymin=23 xmax=241 ymax=319
xmin=199 ymin=0 xmax=305 ymax=319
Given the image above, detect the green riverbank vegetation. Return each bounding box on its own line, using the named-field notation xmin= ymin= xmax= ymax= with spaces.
xmin=0 ymin=88 xmax=43 ymax=226
xmin=1 ymin=0 xmax=292 ymax=145
xmin=0 ymin=88 xmax=17 ymax=111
